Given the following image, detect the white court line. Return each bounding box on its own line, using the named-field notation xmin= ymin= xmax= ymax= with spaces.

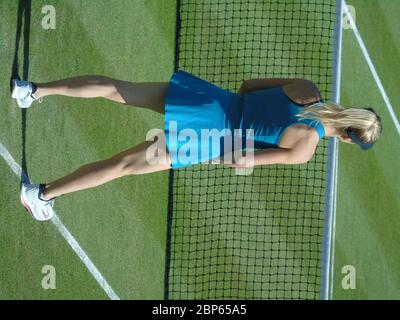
xmin=344 ymin=2 xmax=400 ymax=135
xmin=0 ymin=141 xmax=120 ymax=300
xmin=329 ymin=138 xmax=339 ymax=300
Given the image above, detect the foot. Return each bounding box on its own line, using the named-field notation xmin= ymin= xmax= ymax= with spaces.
xmin=11 ymin=79 xmax=42 ymax=108
xmin=20 ymin=183 xmax=55 ymax=221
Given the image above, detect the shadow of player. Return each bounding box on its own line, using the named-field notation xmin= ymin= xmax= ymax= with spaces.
xmin=10 ymin=0 xmax=32 ymax=185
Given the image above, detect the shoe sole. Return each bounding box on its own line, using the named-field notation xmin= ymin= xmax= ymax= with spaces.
xmin=11 ymin=79 xmax=20 ymax=99
xmin=20 ymin=187 xmax=35 ymax=219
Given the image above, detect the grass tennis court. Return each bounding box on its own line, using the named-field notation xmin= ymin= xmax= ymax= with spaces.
xmin=0 ymin=0 xmax=399 ymax=300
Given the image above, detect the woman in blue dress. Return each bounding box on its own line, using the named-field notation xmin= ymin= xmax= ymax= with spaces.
xmin=12 ymin=70 xmax=382 ymax=221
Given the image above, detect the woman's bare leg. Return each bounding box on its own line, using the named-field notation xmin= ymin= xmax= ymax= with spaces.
xmin=34 ymin=76 xmax=169 ymax=114
xmin=41 ymin=136 xmax=171 ymax=200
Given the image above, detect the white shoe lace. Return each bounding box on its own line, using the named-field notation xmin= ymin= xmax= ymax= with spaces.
xmin=31 ymin=93 xmax=43 ymax=103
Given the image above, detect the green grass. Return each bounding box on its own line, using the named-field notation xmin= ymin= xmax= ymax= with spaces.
xmin=0 ymin=0 xmax=175 ymax=299
xmin=333 ymin=0 xmax=400 ymax=299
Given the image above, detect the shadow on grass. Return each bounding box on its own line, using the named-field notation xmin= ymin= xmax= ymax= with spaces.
xmin=10 ymin=0 xmax=31 ymax=184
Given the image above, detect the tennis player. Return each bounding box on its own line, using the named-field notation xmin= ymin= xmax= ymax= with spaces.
xmin=11 ymin=70 xmax=382 ymax=221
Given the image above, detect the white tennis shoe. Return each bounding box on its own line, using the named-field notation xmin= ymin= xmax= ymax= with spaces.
xmin=20 ymin=183 xmax=55 ymax=221
xmin=11 ymin=79 xmax=42 ymax=108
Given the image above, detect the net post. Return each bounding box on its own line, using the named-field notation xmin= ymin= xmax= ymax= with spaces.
xmin=320 ymin=0 xmax=344 ymax=301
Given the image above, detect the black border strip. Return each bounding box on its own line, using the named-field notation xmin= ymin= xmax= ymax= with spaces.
xmin=163 ymin=0 xmax=182 ymax=301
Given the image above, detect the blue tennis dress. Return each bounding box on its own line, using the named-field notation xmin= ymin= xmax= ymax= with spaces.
xmin=164 ymin=70 xmax=325 ymax=169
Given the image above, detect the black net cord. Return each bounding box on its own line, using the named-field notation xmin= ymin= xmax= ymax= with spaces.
xmin=164 ymin=169 xmax=175 ymax=300
xmin=164 ymin=0 xmax=182 ymax=301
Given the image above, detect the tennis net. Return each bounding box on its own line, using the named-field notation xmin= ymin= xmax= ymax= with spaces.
xmin=165 ymin=0 xmax=339 ymax=299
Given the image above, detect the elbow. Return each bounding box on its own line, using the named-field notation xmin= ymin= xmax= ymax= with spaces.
xmin=299 ymin=154 xmax=314 ymax=164
xmin=238 ymin=81 xmax=251 ymax=94
xmin=287 ymin=153 xmax=314 ymax=165
xmin=298 ymin=159 xmax=312 ymax=165
xmin=239 ymin=80 xmax=258 ymax=94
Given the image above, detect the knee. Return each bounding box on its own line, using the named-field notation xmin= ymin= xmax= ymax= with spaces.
xmin=114 ymin=155 xmax=138 ymax=176
xmin=86 ymin=75 xmax=112 ymax=85
xmin=86 ymin=76 xmax=118 ymax=98
xmin=84 ymin=76 xmax=115 ymax=92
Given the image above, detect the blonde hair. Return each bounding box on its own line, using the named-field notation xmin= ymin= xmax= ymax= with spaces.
xmin=297 ymin=102 xmax=382 ymax=144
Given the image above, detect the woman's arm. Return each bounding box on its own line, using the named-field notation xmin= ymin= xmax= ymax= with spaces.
xmin=238 ymin=78 xmax=305 ymax=94
xmin=226 ymin=136 xmax=318 ymax=167
xmin=223 ymin=148 xmax=293 ymax=168
xmin=238 ymin=78 xmax=322 ymax=105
